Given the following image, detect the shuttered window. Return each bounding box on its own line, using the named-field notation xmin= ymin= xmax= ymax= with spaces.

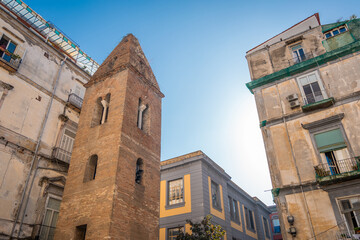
xmin=314 ymin=128 xmax=347 ymax=152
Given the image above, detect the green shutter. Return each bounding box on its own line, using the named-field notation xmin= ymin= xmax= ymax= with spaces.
xmin=314 ymin=129 xmax=347 ymax=152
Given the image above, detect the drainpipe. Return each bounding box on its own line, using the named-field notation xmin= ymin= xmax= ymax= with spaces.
xmin=274 ymin=82 xmax=316 ymax=239
xmin=9 ymin=56 xmax=67 ymax=239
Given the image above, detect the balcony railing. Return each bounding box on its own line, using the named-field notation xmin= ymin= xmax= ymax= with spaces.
xmin=52 ymin=147 xmax=71 ymax=164
xmin=314 ymin=157 xmax=360 ymax=180
xmin=310 ymin=214 xmax=360 ymax=240
xmin=68 ymin=93 xmax=83 ymax=110
xmin=290 ymin=52 xmax=314 ymax=65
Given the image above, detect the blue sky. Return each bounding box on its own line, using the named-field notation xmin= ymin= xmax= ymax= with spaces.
xmin=28 ymin=0 xmax=360 ymax=205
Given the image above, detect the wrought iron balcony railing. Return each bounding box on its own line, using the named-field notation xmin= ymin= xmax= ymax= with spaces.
xmin=314 ymin=157 xmax=360 ymax=179
xmin=68 ymin=93 xmax=83 ymax=110
xmin=52 ymin=147 xmax=71 ymax=164
xmin=290 ymin=52 xmax=314 ymax=65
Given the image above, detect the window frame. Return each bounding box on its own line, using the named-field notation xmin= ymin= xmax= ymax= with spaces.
xmin=244 ymin=207 xmax=256 ymax=232
xmin=263 ymin=216 xmax=270 ymax=238
xmin=324 ymin=25 xmax=348 ymax=39
xmin=336 ymin=195 xmax=360 ymax=234
xmin=306 ymin=120 xmax=354 ymax=166
xmin=39 ymin=194 xmax=62 ymax=240
xmin=228 ymin=195 xmax=240 ymax=223
xmin=167 ymin=226 xmax=184 ymax=240
xmin=291 ymin=44 xmax=306 ymax=63
xmin=0 ymin=33 xmax=18 ymax=63
xmin=211 ymin=180 xmax=222 ymax=211
xmin=167 ymin=178 xmax=185 ymax=207
xmin=296 ymin=70 xmax=328 ymax=105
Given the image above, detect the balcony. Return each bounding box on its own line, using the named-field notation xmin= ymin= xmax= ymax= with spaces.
xmin=67 ymin=93 xmax=83 ymax=111
xmin=0 ymin=50 xmax=22 ymax=72
xmin=314 ymin=157 xmax=360 ymax=184
xmin=52 ymin=147 xmax=71 ymax=164
xmin=289 ymin=52 xmax=313 ymax=66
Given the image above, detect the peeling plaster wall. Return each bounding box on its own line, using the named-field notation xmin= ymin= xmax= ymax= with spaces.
xmin=248 ymin=19 xmax=360 ymax=240
xmin=0 ymin=8 xmax=90 ymax=239
xmin=247 ymin=27 xmax=326 ymax=81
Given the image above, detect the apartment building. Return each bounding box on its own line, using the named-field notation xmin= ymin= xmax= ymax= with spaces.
xmin=0 ymin=0 xmax=98 ymax=239
xmin=246 ymin=13 xmax=360 ymax=239
xmin=160 ymin=151 xmax=272 ymax=240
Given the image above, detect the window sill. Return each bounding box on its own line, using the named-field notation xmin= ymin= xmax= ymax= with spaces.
xmin=246 ymin=227 xmax=256 ymax=233
xmin=301 ymin=97 xmax=335 ymax=112
xmin=212 ymin=205 xmax=222 ymax=212
xmin=166 ymin=202 xmax=185 ymax=210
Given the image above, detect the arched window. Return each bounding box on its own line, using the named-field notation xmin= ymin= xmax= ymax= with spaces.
xmin=135 ymin=158 xmax=143 ymax=184
xmin=100 ymin=93 xmax=111 ymax=124
xmin=84 ymin=155 xmax=98 ymax=182
xmin=137 ymin=98 xmax=149 ymax=131
xmin=91 ymin=93 xmax=111 ymax=127
xmin=91 ymin=97 xmax=103 ymax=127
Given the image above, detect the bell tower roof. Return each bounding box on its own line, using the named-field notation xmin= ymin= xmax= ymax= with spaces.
xmin=86 ymin=34 xmax=163 ymax=97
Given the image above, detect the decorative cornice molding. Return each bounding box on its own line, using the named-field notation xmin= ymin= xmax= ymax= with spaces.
xmin=302 ymin=113 xmax=344 ymax=130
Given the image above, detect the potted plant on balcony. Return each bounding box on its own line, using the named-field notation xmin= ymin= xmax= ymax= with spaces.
xmin=11 ymin=53 xmax=21 ymax=60
xmin=314 ymin=166 xmax=330 ymax=177
xmin=353 ymin=227 xmax=360 ymax=240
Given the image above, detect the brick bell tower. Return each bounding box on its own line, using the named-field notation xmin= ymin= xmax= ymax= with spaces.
xmin=54 ymin=34 xmax=164 ymax=240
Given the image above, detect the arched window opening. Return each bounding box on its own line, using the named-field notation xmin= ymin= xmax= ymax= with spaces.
xmin=100 ymin=93 xmax=111 ymax=124
xmin=103 ymin=93 xmax=111 ymax=123
xmin=91 ymin=97 xmax=103 ymax=127
xmin=91 ymin=93 xmax=111 ymax=127
xmin=137 ymin=98 xmax=149 ymax=131
xmin=135 ymin=158 xmax=143 ymax=184
xmin=84 ymin=155 xmax=98 ymax=182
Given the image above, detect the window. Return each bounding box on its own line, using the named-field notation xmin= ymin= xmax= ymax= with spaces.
xmin=168 ymin=227 xmax=184 ymax=240
xmin=338 ymin=196 xmax=360 ymax=233
xmin=168 ymin=179 xmax=184 ymax=205
xmin=228 ymin=196 xmax=239 ymax=223
xmin=84 ymin=155 xmax=98 ymax=182
xmin=292 ymin=45 xmax=306 ymax=63
xmin=135 ymin=158 xmax=143 ymax=184
xmin=272 ymin=218 xmax=281 ymax=233
xmin=137 ymin=98 xmax=149 ymax=131
xmin=0 ymin=34 xmax=17 ymax=63
xmin=325 ymin=25 xmax=347 ymax=38
xmin=211 ymin=181 xmax=221 ymax=209
xmin=75 ymin=225 xmax=87 ymax=240
xmin=91 ymin=94 xmax=110 ymax=127
xmin=39 ymin=197 xmax=61 ymax=240
xmin=263 ymin=217 xmax=270 ymax=238
xmin=314 ymin=128 xmax=353 ymax=176
xmin=55 ymin=128 xmax=76 ymax=163
xmin=297 ymin=71 xmax=327 ymax=105
xmin=245 ymin=207 xmax=255 ymax=231
xmin=100 ymin=93 xmax=110 ymax=124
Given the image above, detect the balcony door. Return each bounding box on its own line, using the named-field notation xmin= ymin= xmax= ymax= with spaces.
xmin=58 ymin=129 xmax=75 ymax=162
xmin=315 ymin=128 xmax=353 ymax=175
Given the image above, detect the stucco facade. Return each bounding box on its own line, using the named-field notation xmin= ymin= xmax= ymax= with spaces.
xmin=246 ymin=14 xmax=360 ymax=239
xmin=0 ymin=1 xmax=96 ymax=239
xmin=159 ymin=151 xmax=272 ymax=240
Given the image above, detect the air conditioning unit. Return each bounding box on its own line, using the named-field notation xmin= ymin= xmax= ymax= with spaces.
xmin=286 ymin=94 xmax=298 ymax=102
xmin=290 ymin=100 xmax=300 ymax=109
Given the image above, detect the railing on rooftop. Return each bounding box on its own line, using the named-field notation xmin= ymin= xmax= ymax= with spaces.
xmin=314 ymin=157 xmax=360 ymax=179
xmin=68 ymin=93 xmax=83 ymax=110
xmin=52 ymin=147 xmax=71 ymax=164
xmin=0 ymin=0 xmax=99 ymax=75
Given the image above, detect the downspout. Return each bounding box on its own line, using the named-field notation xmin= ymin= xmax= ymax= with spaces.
xmin=274 ymin=82 xmax=316 ymax=239
xmin=9 ymin=56 xmax=67 ymax=239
